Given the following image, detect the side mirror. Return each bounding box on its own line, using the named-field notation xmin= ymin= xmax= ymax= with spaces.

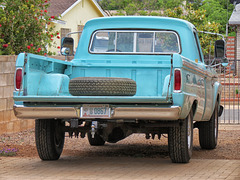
xmin=214 ymin=39 xmax=225 ymax=58
xmin=214 ymin=39 xmax=228 ymax=67
xmin=221 ymin=57 xmax=229 ymax=67
xmin=61 ymin=37 xmax=74 ymax=56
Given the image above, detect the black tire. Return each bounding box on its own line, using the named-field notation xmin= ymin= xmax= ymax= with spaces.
xmin=69 ymin=77 xmax=136 ymax=96
xmin=87 ymin=132 xmax=105 ymax=146
xmin=168 ymin=109 xmax=193 ymax=163
xmin=35 ymin=119 xmax=65 ymax=160
xmin=198 ymin=101 xmax=219 ymax=149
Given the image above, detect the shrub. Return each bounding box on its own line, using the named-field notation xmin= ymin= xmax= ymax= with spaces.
xmin=0 ymin=0 xmax=58 ymax=55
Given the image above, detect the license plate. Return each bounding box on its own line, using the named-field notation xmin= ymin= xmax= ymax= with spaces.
xmin=81 ymin=104 xmax=110 ymax=118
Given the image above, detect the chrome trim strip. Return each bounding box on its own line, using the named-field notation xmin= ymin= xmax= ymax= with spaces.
xmin=14 ymin=105 xmax=78 ymax=119
xmin=111 ymin=106 xmax=181 ymax=120
xmin=182 ymin=58 xmax=208 ymax=76
xmin=14 ymin=105 xmax=181 ymax=120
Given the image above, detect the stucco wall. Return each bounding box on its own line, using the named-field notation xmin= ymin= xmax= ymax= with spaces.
xmin=49 ymin=0 xmax=104 ymax=54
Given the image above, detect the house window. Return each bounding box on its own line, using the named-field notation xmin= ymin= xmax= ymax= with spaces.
xmin=61 ymin=28 xmax=71 ymax=38
xmin=78 ymin=25 xmax=84 ymax=42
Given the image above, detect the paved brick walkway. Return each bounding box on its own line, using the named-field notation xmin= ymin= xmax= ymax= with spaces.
xmin=0 ymin=156 xmax=239 ymax=180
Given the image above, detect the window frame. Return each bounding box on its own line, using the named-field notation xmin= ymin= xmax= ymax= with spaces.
xmin=78 ymin=25 xmax=84 ymax=42
xmin=193 ymin=30 xmax=203 ymax=62
xmin=61 ymin=28 xmax=71 ymax=38
xmin=89 ymin=30 xmax=181 ymax=55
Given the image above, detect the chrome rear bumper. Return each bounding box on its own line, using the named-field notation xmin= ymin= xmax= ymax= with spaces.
xmin=14 ymin=105 xmax=181 ymax=120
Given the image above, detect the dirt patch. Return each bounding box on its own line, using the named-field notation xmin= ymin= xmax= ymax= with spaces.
xmin=0 ymin=127 xmax=239 ymax=160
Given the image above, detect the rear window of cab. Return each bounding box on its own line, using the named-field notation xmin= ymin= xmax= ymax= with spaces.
xmin=89 ymin=30 xmax=180 ymax=54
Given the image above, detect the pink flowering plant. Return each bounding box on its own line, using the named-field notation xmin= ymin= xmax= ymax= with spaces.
xmin=0 ymin=0 xmax=59 ymax=55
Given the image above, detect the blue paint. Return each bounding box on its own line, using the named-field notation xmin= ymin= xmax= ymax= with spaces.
xmin=13 ymin=16 xmax=222 ymax=121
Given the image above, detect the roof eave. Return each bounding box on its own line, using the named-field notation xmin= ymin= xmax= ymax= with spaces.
xmin=91 ymin=0 xmax=107 ymax=17
xmin=229 ymin=22 xmax=240 ymax=26
xmin=52 ymin=20 xmax=67 ymax=25
xmin=60 ymin=0 xmax=107 ymax=18
xmin=61 ymin=0 xmax=82 ymax=17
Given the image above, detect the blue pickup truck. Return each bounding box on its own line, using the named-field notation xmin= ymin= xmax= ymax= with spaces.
xmin=13 ymin=16 xmax=227 ymax=163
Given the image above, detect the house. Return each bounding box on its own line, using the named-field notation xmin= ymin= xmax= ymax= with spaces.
xmin=47 ymin=0 xmax=107 ymax=54
xmin=229 ymin=3 xmax=240 ymax=75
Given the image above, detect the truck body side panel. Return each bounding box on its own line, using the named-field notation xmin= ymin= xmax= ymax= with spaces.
xmin=13 ymin=17 xmax=221 ymax=122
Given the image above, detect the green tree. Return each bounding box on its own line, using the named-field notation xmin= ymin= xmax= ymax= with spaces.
xmin=141 ymin=0 xmax=161 ymax=12
xmin=124 ymin=3 xmax=138 ymax=15
xmin=99 ymin=0 xmax=184 ymax=11
xmin=164 ymin=5 xmax=221 ymax=56
xmin=0 ymin=0 xmax=59 ymax=55
xmin=186 ymin=0 xmax=203 ymax=9
xmin=200 ymin=0 xmax=234 ymax=34
xmin=98 ymin=0 xmax=223 ymax=56
xmin=158 ymin=0 xmax=184 ymax=9
xmin=99 ymin=0 xmax=131 ymax=10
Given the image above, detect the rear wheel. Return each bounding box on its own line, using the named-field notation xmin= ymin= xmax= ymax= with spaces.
xmin=35 ymin=119 xmax=65 ymax=160
xmin=87 ymin=132 xmax=105 ymax=146
xmin=198 ymin=101 xmax=219 ymax=149
xmin=168 ymin=109 xmax=193 ymax=163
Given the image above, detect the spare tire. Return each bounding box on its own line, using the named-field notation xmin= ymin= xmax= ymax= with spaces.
xmin=69 ymin=77 xmax=136 ymax=96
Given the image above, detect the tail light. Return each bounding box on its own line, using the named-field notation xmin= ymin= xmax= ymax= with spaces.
xmin=174 ymin=69 xmax=181 ymax=91
xmin=15 ymin=68 xmax=23 ymax=90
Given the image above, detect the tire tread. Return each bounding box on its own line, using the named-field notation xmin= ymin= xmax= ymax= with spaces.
xmin=69 ymin=77 xmax=136 ymax=96
xmin=168 ymin=110 xmax=193 ymax=163
xmin=198 ymin=102 xmax=218 ymax=149
xmin=35 ymin=119 xmax=64 ymax=160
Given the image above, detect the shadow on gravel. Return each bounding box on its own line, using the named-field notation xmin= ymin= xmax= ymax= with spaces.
xmin=63 ymin=143 xmax=170 ymax=159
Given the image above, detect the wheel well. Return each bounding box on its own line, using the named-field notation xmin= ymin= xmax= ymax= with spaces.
xmin=217 ymin=94 xmax=220 ymax=104
xmin=192 ymin=100 xmax=198 ymax=117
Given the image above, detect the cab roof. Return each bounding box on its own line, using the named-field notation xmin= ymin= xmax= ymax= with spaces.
xmin=84 ymin=16 xmax=196 ymax=32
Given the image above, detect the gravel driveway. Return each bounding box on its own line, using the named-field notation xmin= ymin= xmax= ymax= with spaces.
xmin=0 ymin=125 xmax=239 ymax=160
